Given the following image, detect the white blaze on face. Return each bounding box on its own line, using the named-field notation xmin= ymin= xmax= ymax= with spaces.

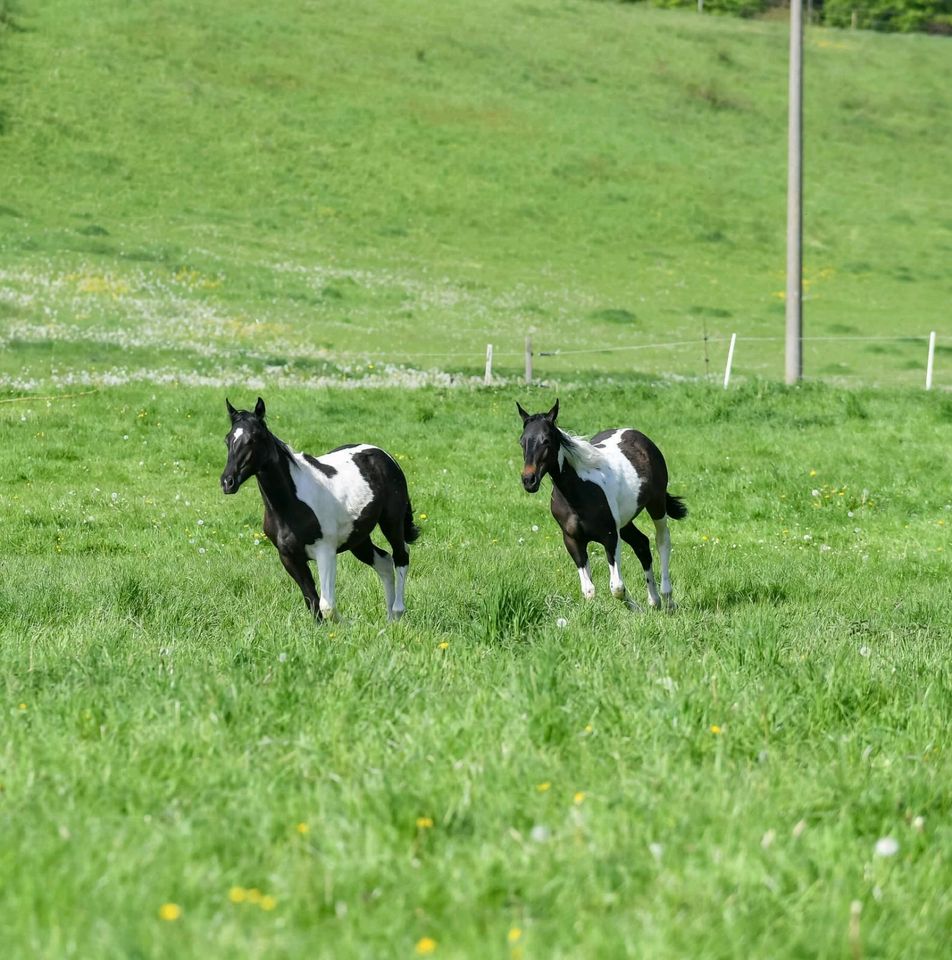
xmin=231 ymin=427 xmax=245 ymax=446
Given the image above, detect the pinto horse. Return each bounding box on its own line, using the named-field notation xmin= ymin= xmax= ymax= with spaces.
xmin=517 ymin=399 xmax=687 ymax=610
xmin=220 ymin=397 xmax=418 ymax=622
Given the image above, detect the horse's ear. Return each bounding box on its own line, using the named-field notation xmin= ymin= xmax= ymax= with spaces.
xmin=545 ymin=398 xmax=559 ymax=423
xmin=225 ymin=398 xmax=238 ymax=421
xmin=254 ymin=397 xmax=266 ymax=419
xmin=516 ymin=401 xmax=530 ymax=423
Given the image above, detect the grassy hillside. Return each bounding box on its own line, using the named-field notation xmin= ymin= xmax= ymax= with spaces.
xmin=1 ymin=0 xmax=950 ymax=385
xmin=0 ymin=381 xmax=950 ymax=958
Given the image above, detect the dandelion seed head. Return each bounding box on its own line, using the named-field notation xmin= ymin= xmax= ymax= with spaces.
xmin=529 ymin=824 xmax=550 ymax=843
xmin=874 ymin=836 xmax=899 ymax=857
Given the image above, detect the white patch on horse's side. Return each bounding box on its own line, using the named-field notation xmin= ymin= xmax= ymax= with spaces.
xmin=578 ymin=563 xmax=596 ymax=600
xmin=286 ymin=443 xmax=376 ymax=555
xmin=567 ymin=429 xmax=644 ymax=527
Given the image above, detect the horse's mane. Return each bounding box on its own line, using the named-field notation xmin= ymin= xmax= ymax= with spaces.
xmin=558 ymin=430 xmax=606 ymax=471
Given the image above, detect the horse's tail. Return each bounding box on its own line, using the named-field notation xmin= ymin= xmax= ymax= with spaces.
xmin=404 ymin=500 xmax=420 ymax=544
xmin=666 ymin=493 xmax=688 ymax=520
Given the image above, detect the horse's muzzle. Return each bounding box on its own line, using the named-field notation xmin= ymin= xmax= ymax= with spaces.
xmin=220 ymin=473 xmax=239 ymax=494
xmin=521 ymin=471 xmax=541 ymax=494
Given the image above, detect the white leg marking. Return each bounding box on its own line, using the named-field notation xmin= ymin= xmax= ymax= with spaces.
xmin=372 ymin=550 xmax=396 ymax=620
xmin=315 ymin=543 xmax=338 ymax=621
xmin=393 ymin=565 xmax=408 ymax=619
xmin=653 ymin=517 xmax=676 ymax=611
xmin=578 ymin=564 xmax=596 ymax=600
xmin=645 ymin=567 xmax=662 ymax=608
xmin=609 ymin=541 xmax=627 ymax=600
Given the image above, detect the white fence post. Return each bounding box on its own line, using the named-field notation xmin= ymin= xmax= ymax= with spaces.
xmin=484 ymin=343 xmax=493 ymax=385
xmin=925 ymin=331 xmax=936 ymax=390
xmin=723 ymin=333 xmax=737 ymax=389
xmin=525 ymin=336 xmax=533 ymax=384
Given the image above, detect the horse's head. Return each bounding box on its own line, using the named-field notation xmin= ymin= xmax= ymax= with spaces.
xmin=221 ymin=396 xmax=272 ymax=494
xmin=516 ymin=399 xmax=560 ymax=494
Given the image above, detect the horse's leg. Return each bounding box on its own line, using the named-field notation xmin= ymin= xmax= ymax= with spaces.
xmin=314 ymin=542 xmax=339 ymax=621
xmin=278 ymin=549 xmax=321 ymax=620
xmin=652 ymin=514 xmax=676 ymax=611
xmin=604 ymin=526 xmax=644 ymax=612
xmin=379 ymin=519 xmax=410 ymax=620
xmin=563 ymin=532 xmax=595 ymax=599
xmin=603 ymin=526 xmax=627 ymax=601
xmin=620 ymin=522 xmax=661 ymax=608
xmin=351 ymin=537 xmax=396 ymax=620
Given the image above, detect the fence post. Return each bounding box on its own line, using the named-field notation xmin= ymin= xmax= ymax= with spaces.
xmin=723 ymin=333 xmax=737 ymax=389
xmin=484 ymin=344 xmax=493 ymax=385
xmin=925 ymin=331 xmax=936 ymax=390
xmin=525 ymin=336 xmax=533 ymax=384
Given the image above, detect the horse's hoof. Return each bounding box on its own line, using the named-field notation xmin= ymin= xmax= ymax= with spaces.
xmin=661 ymin=595 xmax=677 ymax=613
xmin=611 ymin=586 xmax=627 ymax=600
xmin=624 ymin=598 xmax=644 ymax=613
xmin=648 ymin=597 xmax=663 ymax=609
xmin=389 ymin=607 xmax=405 ymax=622
xmin=582 ymin=589 xmax=596 ymax=601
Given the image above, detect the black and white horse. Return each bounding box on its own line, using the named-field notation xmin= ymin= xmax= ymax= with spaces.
xmin=517 ymin=399 xmax=687 ymax=610
xmin=220 ymin=397 xmax=418 ymax=622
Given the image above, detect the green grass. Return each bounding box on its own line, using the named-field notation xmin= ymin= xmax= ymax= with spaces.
xmin=2 ymin=2 xmax=951 ymax=955
xmin=1 ymin=0 xmax=950 ymax=386
xmin=1 ymin=382 xmax=950 ymax=958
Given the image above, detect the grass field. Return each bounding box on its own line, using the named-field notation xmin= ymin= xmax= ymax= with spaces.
xmin=1 ymin=382 xmax=950 ymax=958
xmin=2 ymin=1 xmax=951 ymax=957
xmin=1 ymin=0 xmax=950 ymax=387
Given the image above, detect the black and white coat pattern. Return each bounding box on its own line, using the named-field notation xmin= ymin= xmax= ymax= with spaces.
xmin=517 ymin=400 xmax=687 ymax=610
xmin=221 ymin=398 xmax=418 ymax=622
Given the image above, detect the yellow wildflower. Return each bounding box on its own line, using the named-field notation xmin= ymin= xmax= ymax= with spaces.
xmin=158 ymin=903 xmax=182 ymax=921
xmin=508 ymin=927 xmax=523 ymax=943
xmin=710 ymin=724 xmax=722 ymax=735
xmin=416 ymin=937 xmax=438 ymax=955
xmin=416 ymin=816 xmax=434 ymax=829
xmin=437 ymin=642 xmax=449 ymax=650
xmin=536 ymin=781 xmax=551 ymax=793
xmin=228 ymin=886 xmax=246 ymax=903
xmin=296 ymin=822 xmax=309 ymax=835
xmin=573 ymin=791 xmax=586 ymax=805
xmin=260 ymin=895 xmax=277 ymax=911
xmin=246 ymin=888 xmax=262 ymax=904
xmin=419 ymin=513 xmax=428 ymax=520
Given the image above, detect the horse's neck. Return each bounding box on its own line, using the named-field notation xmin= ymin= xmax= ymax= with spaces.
xmin=255 ymin=437 xmax=297 ymax=513
xmin=549 ymin=451 xmax=587 ymax=504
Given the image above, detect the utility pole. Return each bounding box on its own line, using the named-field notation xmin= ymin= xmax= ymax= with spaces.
xmin=786 ymin=0 xmax=803 ymax=385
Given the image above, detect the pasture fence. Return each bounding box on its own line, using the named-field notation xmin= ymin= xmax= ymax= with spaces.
xmin=466 ymin=331 xmax=943 ymax=391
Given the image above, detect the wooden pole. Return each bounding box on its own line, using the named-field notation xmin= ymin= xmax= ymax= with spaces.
xmin=723 ymin=333 xmax=737 ymax=389
xmin=925 ymin=331 xmax=936 ymax=390
xmin=524 ymin=336 xmax=533 ymax=384
xmin=484 ymin=344 xmax=493 ymax=385
xmin=786 ymin=0 xmax=804 ymax=385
